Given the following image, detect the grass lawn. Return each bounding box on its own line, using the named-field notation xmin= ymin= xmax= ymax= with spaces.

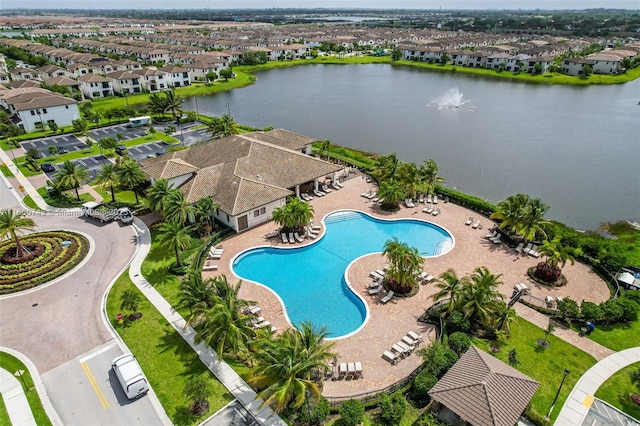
xmin=604 ymin=221 xmax=640 ymax=267
xmin=325 ymin=399 xmax=422 ymax=426
xmin=92 ymin=185 xmax=145 ymax=207
xmin=0 ymin=163 xmax=14 ymax=177
xmin=0 ymin=392 xmax=7 ymax=426
xmin=312 ymin=142 xmax=378 ymax=170
xmin=0 ymin=352 xmax=52 ymax=426
xmin=22 ymin=194 xmax=41 ymax=210
xmin=106 ymin=269 xmax=234 ymax=426
xmin=472 ymin=317 xmax=597 ymax=423
xmin=571 ymin=317 xmax=640 ymax=352
xmin=36 ymin=186 xmax=95 ymax=207
xmin=594 ymin=362 xmax=640 ymax=420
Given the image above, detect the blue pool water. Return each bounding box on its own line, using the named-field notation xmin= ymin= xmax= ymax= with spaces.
xmin=232 ymin=210 xmax=454 ymax=338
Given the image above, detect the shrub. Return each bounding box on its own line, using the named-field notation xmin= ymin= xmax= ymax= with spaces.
xmin=378 ymin=393 xmax=406 ymax=426
xmin=417 ymin=341 xmax=459 ymax=377
xmin=600 ymin=298 xmax=639 ymax=324
xmin=295 ymin=397 xmax=329 ymax=425
xmin=446 ymin=311 xmax=470 ymax=334
xmin=557 ymin=297 xmax=580 ymax=320
xmin=580 ymin=301 xmax=603 ymax=322
xmin=534 ymin=261 xmax=562 ymax=283
xmin=339 ymin=399 xmax=364 ymax=426
xmin=412 ymin=369 xmax=438 ymax=401
xmin=447 ymin=332 xmax=471 ymax=356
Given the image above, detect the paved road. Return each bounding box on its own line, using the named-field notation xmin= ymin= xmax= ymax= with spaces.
xmin=44 ymin=341 xmax=160 ymax=426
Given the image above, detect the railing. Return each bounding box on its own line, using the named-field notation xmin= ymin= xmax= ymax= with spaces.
xmin=325 ymin=362 xmax=426 ymax=407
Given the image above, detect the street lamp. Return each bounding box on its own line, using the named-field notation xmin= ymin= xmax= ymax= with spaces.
xmin=176 ymin=119 xmax=184 ymax=146
xmin=545 ymin=368 xmax=570 ymax=421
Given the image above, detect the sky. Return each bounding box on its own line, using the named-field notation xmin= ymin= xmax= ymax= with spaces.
xmin=1 ymin=0 xmax=638 ymax=10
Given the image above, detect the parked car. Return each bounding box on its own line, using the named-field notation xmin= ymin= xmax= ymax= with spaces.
xmin=115 ymin=145 xmax=128 ymax=155
xmin=111 ymin=353 xmax=149 ymax=400
xmin=41 ymin=162 xmax=55 ymax=172
xmin=58 ymin=148 xmax=69 ymax=154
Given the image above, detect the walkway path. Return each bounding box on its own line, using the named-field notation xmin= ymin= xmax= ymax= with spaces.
xmin=0 ymin=149 xmax=50 ymax=211
xmin=556 ymin=347 xmax=640 ymax=425
xmin=0 ymin=368 xmax=36 ymax=426
xmin=129 ymin=218 xmax=286 ymax=426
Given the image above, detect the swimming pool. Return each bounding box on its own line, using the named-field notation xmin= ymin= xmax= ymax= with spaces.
xmin=232 ymin=210 xmax=454 ymax=338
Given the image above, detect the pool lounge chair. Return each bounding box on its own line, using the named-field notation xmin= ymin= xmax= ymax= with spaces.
xmin=402 ymin=335 xmax=419 ymax=347
xmin=370 ymin=270 xmax=384 ymax=280
xmin=361 ymin=190 xmax=371 ymax=198
xmin=354 ymin=362 xmax=363 ymax=378
xmin=382 ymin=350 xmax=398 ymax=365
xmin=288 ymin=232 xmax=295 ymax=244
xmin=433 ymin=195 xmax=438 ymax=204
xmin=310 ymin=224 xmax=321 ymax=231
xmin=427 ymin=194 xmax=433 ymax=204
xmin=381 ymin=290 xmax=395 ymax=304
xmin=530 ymin=245 xmax=541 ymax=257
xmin=368 ymin=280 xmax=382 ymax=288
xmin=391 ymin=344 xmax=407 ymax=358
xmin=418 ymin=195 xmax=424 ymax=203
xmin=484 ymin=230 xmax=498 ymax=239
xmin=321 ymin=184 xmax=332 ymax=193
xmin=465 ymin=217 xmax=474 ymax=225
xmin=523 ymin=243 xmax=533 ymax=255
xmin=306 ymin=227 xmax=318 ymax=239
xmin=294 ymin=232 xmax=304 ymax=243
xmin=515 ymin=242 xmax=524 ymax=254
xmin=472 ymin=220 xmax=481 ymax=229
xmin=347 ymin=362 xmax=356 ymax=378
xmin=331 ymin=181 xmax=341 ymax=190
xmin=490 ymin=234 xmax=502 ymax=244
xmin=339 ymin=363 xmax=348 ymax=379
xmin=407 ymin=331 xmax=423 ymax=343
xmin=367 ymin=191 xmax=377 ymax=200
xmin=202 ymin=263 xmax=218 ymax=271
xmin=368 ymin=285 xmax=383 ymax=295
xmin=405 ymin=199 xmax=415 ymax=208
xmin=335 ymin=180 xmax=344 ymax=188
xmin=265 ymin=230 xmax=279 ymax=239
xmin=281 ymin=233 xmax=288 ymax=243
xmin=423 ymin=205 xmax=433 ymax=214
xmin=253 ymin=320 xmax=271 ymax=329
xmin=244 ymin=305 xmax=262 ymax=316
xmin=313 ymin=189 xmax=325 ymax=197
xmin=432 ymin=208 xmax=441 ymax=216
xmin=396 ymin=341 xmax=414 ymax=355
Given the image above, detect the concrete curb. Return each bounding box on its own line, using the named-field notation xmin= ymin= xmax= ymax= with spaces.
xmin=0 ymin=346 xmax=64 ymax=426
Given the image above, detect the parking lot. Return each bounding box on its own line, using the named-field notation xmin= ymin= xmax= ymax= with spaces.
xmin=90 ymin=124 xmax=148 ymax=142
xmin=176 ymin=127 xmax=210 ymax=147
xmin=126 ymin=141 xmax=171 ymax=162
xmin=21 ymin=135 xmax=87 ymax=159
xmin=43 ymin=154 xmax=108 ymax=182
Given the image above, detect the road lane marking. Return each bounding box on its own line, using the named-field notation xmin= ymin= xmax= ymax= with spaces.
xmin=81 ymin=362 xmax=110 ymax=409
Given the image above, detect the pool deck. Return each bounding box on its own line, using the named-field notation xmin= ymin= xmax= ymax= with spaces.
xmin=205 ymin=174 xmax=612 ymax=399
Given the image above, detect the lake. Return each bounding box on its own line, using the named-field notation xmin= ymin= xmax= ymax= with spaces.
xmin=182 ymin=64 xmax=640 ymax=231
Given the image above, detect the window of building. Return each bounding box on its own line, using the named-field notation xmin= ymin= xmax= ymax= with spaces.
xmin=254 ymin=209 xmax=260 ymax=217
xmin=42 ymin=108 xmax=47 ymax=114
xmin=30 ymin=110 xmax=36 ymax=116
xmin=260 ymin=207 xmax=266 ymax=215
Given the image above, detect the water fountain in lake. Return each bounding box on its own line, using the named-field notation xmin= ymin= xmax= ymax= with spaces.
xmin=428 ymin=87 xmax=474 ymax=111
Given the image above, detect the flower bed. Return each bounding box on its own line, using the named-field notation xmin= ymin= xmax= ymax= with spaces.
xmin=0 ymin=231 xmax=89 ymax=294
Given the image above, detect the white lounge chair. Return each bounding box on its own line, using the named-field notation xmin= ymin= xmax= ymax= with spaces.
xmin=405 ymin=199 xmax=415 ymax=208
xmin=253 ymin=320 xmax=271 ymax=329
xmin=314 ymin=189 xmax=325 ymax=197
xmin=432 ymin=208 xmax=440 ymax=216
xmin=397 ymin=341 xmax=414 ymax=355
xmin=484 ymin=230 xmax=498 ymax=239
xmin=294 ymin=232 xmax=304 ymax=243
xmin=306 ymin=227 xmax=318 ymax=239
xmin=490 ymin=234 xmax=502 ymax=244
xmin=243 ymin=305 xmax=262 ymax=315
xmin=515 ymin=242 xmax=524 ymax=254
xmin=368 ymin=285 xmax=383 ymax=295
xmin=335 ymin=180 xmax=344 ymax=188
xmin=368 ymin=280 xmax=382 ymax=288
xmin=391 ymin=344 xmax=407 ymax=358
xmin=433 ymin=195 xmax=438 ymax=204
xmin=427 ymin=194 xmax=433 ymax=203
xmin=367 ymin=191 xmax=377 ymax=199
xmin=310 ymin=224 xmax=321 ymax=231
xmin=321 ymin=184 xmax=332 ymax=193
xmin=382 ymin=350 xmax=398 ymax=365
xmin=281 ymin=233 xmax=288 ymax=243
xmin=418 ymin=195 xmax=424 ymax=203
xmin=407 ymin=330 xmax=423 ymax=343
xmin=465 ymin=217 xmax=474 ymax=225
xmin=423 ymin=206 xmax=433 ymax=214
xmin=288 ymin=233 xmax=295 ymax=244
xmin=354 ymin=361 xmax=363 ymax=378
xmin=523 ymin=242 xmax=533 ymax=255
xmin=530 ymin=245 xmax=541 ymax=257
xmin=202 ymin=263 xmax=218 ymax=271
xmin=369 ymin=270 xmax=384 ymax=280
xmin=402 ymin=335 xmax=419 ymax=347
xmin=381 ymin=290 xmax=395 ymax=304
xmin=331 ymin=182 xmax=341 ymax=190
xmin=472 ymin=220 xmax=481 ymax=229
xmin=339 ymin=363 xmax=348 ymax=379
xmin=361 ymin=190 xmax=371 ymax=198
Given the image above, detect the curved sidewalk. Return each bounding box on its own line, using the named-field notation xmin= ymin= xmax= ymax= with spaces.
xmin=129 ymin=218 xmax=286 ymax=426
xmin=555 ymin=346 xmax=640 ymax=425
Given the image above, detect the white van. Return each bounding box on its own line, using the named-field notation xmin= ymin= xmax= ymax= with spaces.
xmin=111 ymin=353 xmax=149 ymax=399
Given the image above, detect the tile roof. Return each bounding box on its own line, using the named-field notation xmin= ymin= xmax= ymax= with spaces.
xmin=245 ymin=128 xmax=317 ymax=151
xmin=429 ymin=346 xmax=539 ymax=426
xmin=140 ymin=130 xmax=340 ymax=216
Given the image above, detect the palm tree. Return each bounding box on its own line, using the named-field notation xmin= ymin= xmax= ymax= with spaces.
xmin=206 ymin=114 xmax=238 ymax=139
xmin=535 ymin=237 xmax=582 ymax=283
xmin=247 ymin=322 xmax=336 ymax=413
xmin=94 ymin=163 xmax=119 ymax=203
xmin=319 ymin=139 xmax=332 ymax=160
xmin=495 ymin=302 xmax=518 ymax=336
xmin=174 ymin=269 xmax=217 ymax=316
xmin=519 ymin=197 xmax=550 ymax=241
xmin=397 ymin=162 xmax=423 ymax=200
xmin=383 ymin=238 xmax=424 ymax=294
xmin=163 ymin=189 xmax=196 ymax=226
xmin=146 ymin=178 xmax=173 ymax=213
xmin=116 ymin=158 xmax=146 ymax=204
xmin=187 ymin=276 xmax=255 ymax=358
xmin=376 ymin=180 xmax=406 ymax=211
xmin=490 ymin=193 xmax=529 ymax=236
xmin=0 ymin=209 xmax=36 ymax=259
xmin=162 ymin=90 xmax=183 ymax=120
xmin=371 ymin=153 xmax=399 ymax=182
xmin=148 ymin=92 xmax=167 ymax=115
xmin=461 ymin=266 xmax=504 ymax=327
xmin=432 ymin=268 xmax=468 ymax=314
xmin=421 ymin=159 xmax=444 ymax=195
xmin=156 ymin=220 xmax=192 ymax=267
xmin=195 ymin=196 xmax=219 ymax=229
xmin=53 ymin=160 xmax=90 ymax=201
xmin=272 ymin=197 xmax=314 ymax=232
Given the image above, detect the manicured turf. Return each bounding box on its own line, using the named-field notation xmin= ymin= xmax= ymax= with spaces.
xmin=92 ymin=185 xmax=145 ymax=207
xmin=594 ymin=362 xmax=640 ymax=420
xmin=105 ymin=269 xmax=234 ymax=425
xmin=22 ymin=194 xmax=40 ymax=210
xmin=0 ymin=163 xmax=14 ymax=177
xmin=36 ymin=186 xmax=95 ymax=207
xmin=574 ymin=317 xmax=640 ymax=353
xmin=472 ymin=317 xmax=597 ymax=423
xmin=0 ymin=352 xmax=52 ymax=426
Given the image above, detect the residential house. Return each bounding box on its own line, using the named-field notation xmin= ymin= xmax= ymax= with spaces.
xmin=77 ymin=73 xmax=114 ymax=99
xmin=0 ymin=87 xmax=80 ymax=132
xmin=9 ymin=67 xmax=39 ymax=81
xmin=561 ymin=58 xmax=597 ymax=76
xmin=429 ymin=346 xmax=539 ymax=426
xmin=157 ymin=65 xmax=191 ymax=88
xmin=43 ymin=76 xmax=82 ymax=94
xmin=9 ymin=79 xmax=41 ymax=89
xmin=140 ymin=130 xmax=341 ymax=232
xmin=38 ymin=64 xmax=69 ymax=79
xmin=506 ymin=54 xmax=532 ymax=72
xmin=526 ymin=56 xmax=555 ymax=74
xmin=485 ymin=53 xmax=511 ymax=70
xmin=106 ymin=70 xmax=142 ymax=95
xmin=586 ymin=53 xmax=624 ymax=75
xmin=131 ymin=68 xmax=168 ymax=92
xmin=67 ymin=63 xmax=94 ymax=77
